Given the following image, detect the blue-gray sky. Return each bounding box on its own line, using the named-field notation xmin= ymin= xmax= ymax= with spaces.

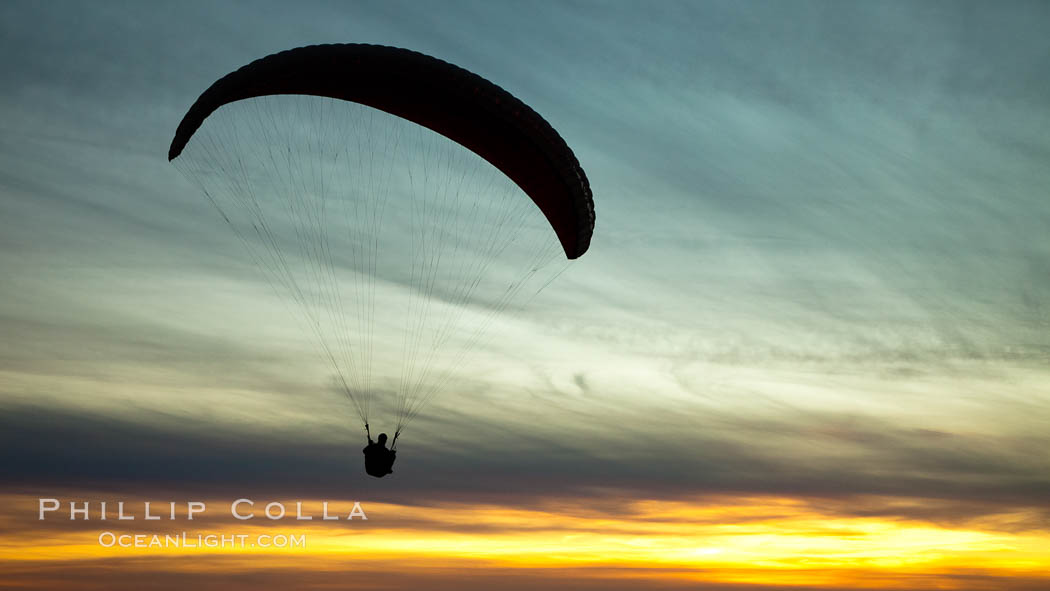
xmin=2 ymin=0 xmax=1049 ymax=525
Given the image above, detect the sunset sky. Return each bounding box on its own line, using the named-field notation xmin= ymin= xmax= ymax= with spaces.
xmin=1 ymin=1 xmax=1048 ymax=589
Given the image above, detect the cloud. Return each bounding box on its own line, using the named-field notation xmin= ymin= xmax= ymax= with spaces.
xmin=2 ymin=387 xmax=1047 ymax=524
xmin=1 ymin=1 xmax=1049 ymax=557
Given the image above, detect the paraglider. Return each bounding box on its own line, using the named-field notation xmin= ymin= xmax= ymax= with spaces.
xmin=168 ymin=44 xmax=594 ymax=477
xmin=363 ymin=425 xmax=396 ymax=478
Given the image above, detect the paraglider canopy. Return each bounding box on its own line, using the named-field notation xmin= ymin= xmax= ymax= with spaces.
xmin=168 ymin=43 xmax=595 ymax=446
xmin=168 ymin=43 xmax=594 ymax=259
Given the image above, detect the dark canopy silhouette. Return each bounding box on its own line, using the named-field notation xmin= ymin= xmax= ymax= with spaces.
xmin=168 ymin=43 xmax=594 ymax=258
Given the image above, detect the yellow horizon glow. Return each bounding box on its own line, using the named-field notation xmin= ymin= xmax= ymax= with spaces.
xmin=3 ymin=493 xmax=1047 ymax=589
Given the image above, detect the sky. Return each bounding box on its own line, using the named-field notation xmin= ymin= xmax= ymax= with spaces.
xmin=1 ymin=1 xmax=1049 ymax=589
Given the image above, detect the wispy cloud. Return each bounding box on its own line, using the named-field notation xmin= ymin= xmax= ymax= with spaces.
xmin=1 ymin=2 xmax=1049 ymax=588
